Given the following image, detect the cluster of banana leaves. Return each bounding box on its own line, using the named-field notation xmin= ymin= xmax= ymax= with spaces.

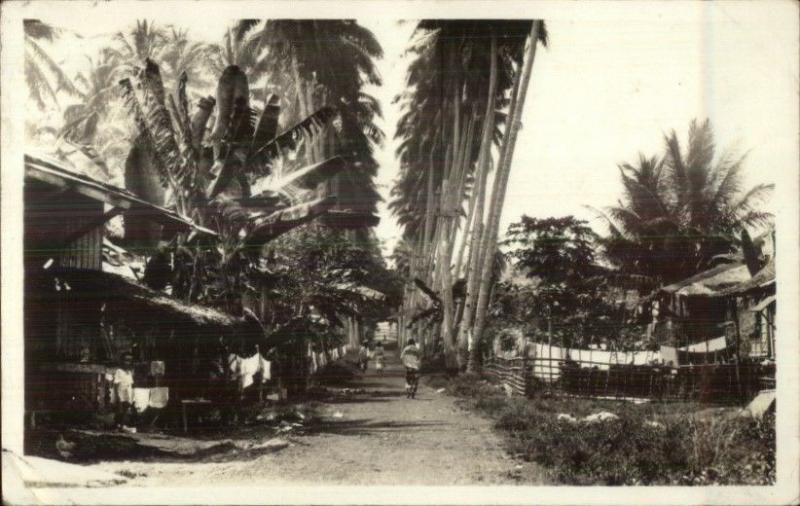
xmin=118 ymin=58 xmax=345 ymax=310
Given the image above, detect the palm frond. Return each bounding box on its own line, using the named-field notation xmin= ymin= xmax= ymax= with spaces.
xmin=248 ymin=106 xmax=338 ymax=165
xmin=26 ymin=37 xmax=80 ymax=96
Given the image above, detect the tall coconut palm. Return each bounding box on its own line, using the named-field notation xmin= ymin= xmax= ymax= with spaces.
xmin=469 ymin=20 xmax=547 ymax=372
xmin=391 ymin=20 xmax=545 ymax=368
xmin=598 ymin=119 xmax=774 ymax=285
xmin=207 ymin=21 xmax=268 ymax=82
xmin=105 ymin=20 xmax=167 ymax=71
xmin=253 ymin=20 xmax=384 ymax=228
xmin=160 ymin=27 xmax=213 ymax=92
xmin=24 ymin=19 xmax=79 ymax=110
xmin=60 ymin=53 xmax=121 ymax=144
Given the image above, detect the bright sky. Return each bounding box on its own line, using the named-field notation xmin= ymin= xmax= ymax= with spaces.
xmin=30 ymin=1 xmax=799 ymax=257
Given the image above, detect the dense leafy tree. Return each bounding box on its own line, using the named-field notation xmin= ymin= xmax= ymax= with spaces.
xmin=504 ymin=216 xmax=599 ymax=285
xmin=499 ymin=215 xmax=625 ymax=348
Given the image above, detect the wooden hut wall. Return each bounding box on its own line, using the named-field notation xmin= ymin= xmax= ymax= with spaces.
xmin=24 ymin=273 xmax=104 ymax=363
xmin=25 ymin=182 xmax=104 ymax=271
xmin=673 ymin=296 xmax=728 ymax=343
xmin=729 ymin=291 xmax=775 ymax=359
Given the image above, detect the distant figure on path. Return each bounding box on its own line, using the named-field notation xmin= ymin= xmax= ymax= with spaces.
xmin=401 ymin=339 xmax=421 ymax=398
xmin=358 ymin=341 xmax=370 ymax=372
xmin=114 ymin=352 xmax=136 ymax=432
xmin=374 ymin=342 xmax=385 ymax=374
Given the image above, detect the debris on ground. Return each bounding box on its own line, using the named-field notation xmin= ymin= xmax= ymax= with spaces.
xmin=583 ymin=411 xmax=619 ymax=423
xmin=256 ymin=411 xmax=278 ymax=422
xmin=332 ymin=411 xmax=344 ymax=419
xmin=741 ymin=390 xmax=776 ymax=419
xmin=436 ymin=388 xmax=446 ymax=393
xmin=232 ymin=438 xmax=290 ymax=452
xmin=556 ymin=413 xmax=578 ymax=423
xmin=644 ymin=420 xmax=665 ymax=429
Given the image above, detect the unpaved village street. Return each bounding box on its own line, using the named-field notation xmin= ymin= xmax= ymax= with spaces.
xmin=88 ymin=353 xmax=546 ymax=486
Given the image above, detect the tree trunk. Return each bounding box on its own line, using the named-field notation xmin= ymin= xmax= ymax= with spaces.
xmin=439 ymin=85 xmax=465 ymax=371
xmin=470 ymin=22 xmax=542 ymax=372
xmin=446 ymin=110 xmax=476 ymax=370
xmin=460 ymin=34 xmax=498 ymax=370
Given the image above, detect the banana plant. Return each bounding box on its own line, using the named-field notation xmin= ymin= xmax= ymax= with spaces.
xmin=118 ymin=58 xmax=346 ymax=310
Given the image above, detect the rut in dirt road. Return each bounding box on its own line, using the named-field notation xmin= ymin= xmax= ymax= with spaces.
xmin=93 ymin=351 xmax=546 ymax=486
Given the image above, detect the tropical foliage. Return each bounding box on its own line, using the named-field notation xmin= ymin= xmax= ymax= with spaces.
xmin=25 ymin=19 xmax=79 ymax=109
xmin=250 ymin=20 xmax=385 ymax=226
xmin=597 ymin=119 xmax=773 ymax=285
xmin=497 ymin=216 xmax=627 ymax=348
xmin=390 ymin=19 xmax=547 ymax=369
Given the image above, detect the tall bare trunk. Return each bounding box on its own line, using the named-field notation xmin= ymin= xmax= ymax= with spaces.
xmin=454 ymin=168 xmax=480 ymax=280
xmin=446 ymin=110 xmax=476 ymax=370
xmin=439 ymin=86 xmax=465 ymax=370
xmin=459 ymin=34 xmax=498 ymax=369
xmin=470 ymin=22 xmax=542 ymax=371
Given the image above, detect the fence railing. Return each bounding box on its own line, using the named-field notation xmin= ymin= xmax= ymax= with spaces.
xmin=483 ymin=352 xmax=775 ymax=404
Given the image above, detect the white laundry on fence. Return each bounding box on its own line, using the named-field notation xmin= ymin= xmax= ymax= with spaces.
xmin=132 ymin=388 xmax=150 ymax=413
xmin=259 ymin=356 xmax=272 ymax=381
xmin=239 ymin=353 xmax=261 ymax=389
xmin=131 ymin=386 xmax=170 ymax=413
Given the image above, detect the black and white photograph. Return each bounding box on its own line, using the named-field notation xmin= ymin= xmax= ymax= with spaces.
xmin=2 ymin=1 xmax=799 ymax=504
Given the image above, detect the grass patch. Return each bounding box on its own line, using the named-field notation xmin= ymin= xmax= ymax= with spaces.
xmin=443 ymin=375 xmax=775 ymax=485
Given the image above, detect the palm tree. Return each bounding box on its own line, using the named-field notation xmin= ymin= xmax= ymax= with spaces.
xmin=391 ymin=20 xmax=545 ymax=368
xmin=60 ymin=53 xmax=121 ymax=144
xmin=253 ymin=20 xmax=384 ymax=228
xmin=470 ymin=20 xmax=547 ymax=372
xmin=24 ymin=19 xmax=79 ymax=109
xmin=160 ymin=27 xmax=213 ymax=92
xmin=598 ymin=119 xmax=774 ymax=285
xmin=207 ymin=21 xmax=267 ymax=82
xmin=105 ymin=20 xmax=167 ymax=70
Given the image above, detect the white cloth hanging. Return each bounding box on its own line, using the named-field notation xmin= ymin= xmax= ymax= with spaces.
xmin=259 ymin=356 xmax=272 ymax=382
xmin=239 ymin=354 xmax=261 ymax=389
xmin=113 ymin=368 xmax=134 ymax=404
xmin=132 ymin=388 xmax=150 ymax=413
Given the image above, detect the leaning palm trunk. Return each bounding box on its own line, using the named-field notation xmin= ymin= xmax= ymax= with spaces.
xmin=445 ymin=111 xmax=476 ymax=370
xmin=458 ymin=34 xmax=498 ymax=368
xmin=438 ymin=87 xmax=471 ymax=370
xmin=470 ymin=22 xmax=542 ymax=372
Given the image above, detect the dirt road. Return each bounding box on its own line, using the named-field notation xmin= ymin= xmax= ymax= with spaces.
xmin=90 ymin=352 xmax=545 ymax=486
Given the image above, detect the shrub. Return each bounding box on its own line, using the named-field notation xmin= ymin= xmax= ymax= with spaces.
xmin=442 ymin=373 xmax=775 ymax=485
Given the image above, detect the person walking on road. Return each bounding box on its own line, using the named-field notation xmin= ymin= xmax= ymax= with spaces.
xmin=401 ymin=339 xmax=421 ymax=398
xmin=358 ymin=341 xmax=370 ymax=372
xmin=374 ymin=342 xmax=385 ymax=374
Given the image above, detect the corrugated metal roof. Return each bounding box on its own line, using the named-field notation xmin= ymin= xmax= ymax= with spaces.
xmin=25 ymin=153 xmax=215 ymax=236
